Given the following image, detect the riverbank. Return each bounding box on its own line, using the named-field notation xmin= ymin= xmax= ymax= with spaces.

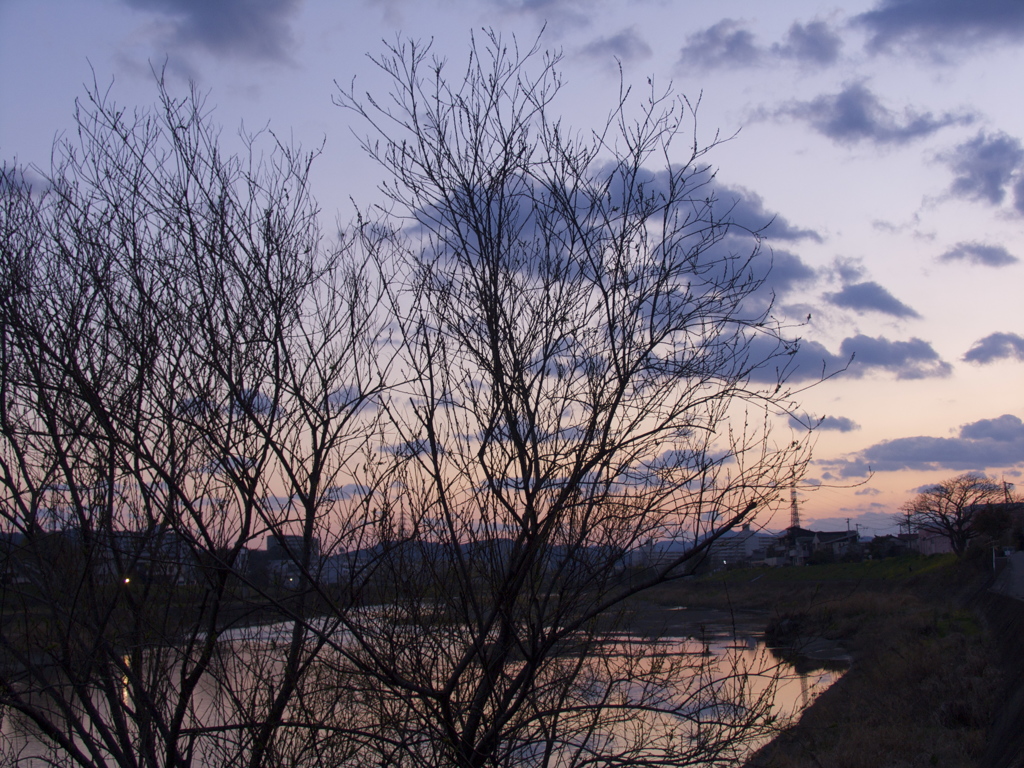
xmin=636 ymin=554 xmax=1021 ymax=767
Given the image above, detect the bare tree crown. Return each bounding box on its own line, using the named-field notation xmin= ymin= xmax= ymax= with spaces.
xmin=899 ymin=472 xmax=1005 ymax=555
xmin=1 ymin=34 xmax=813 ymax=768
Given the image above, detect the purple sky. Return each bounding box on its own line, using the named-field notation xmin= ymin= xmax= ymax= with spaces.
xmin=2 ymin=0 xmax=1022 ymax=535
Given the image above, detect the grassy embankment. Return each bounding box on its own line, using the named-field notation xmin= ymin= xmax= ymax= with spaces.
xmin=636 ymin=554 xmax=1018 ymax=768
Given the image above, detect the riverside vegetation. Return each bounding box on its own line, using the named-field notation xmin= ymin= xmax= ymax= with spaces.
xmin=632 ymin=553 xmax=1020 ymax=768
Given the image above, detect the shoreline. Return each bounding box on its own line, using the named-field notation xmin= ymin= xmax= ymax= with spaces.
xmin=695 ymin=558 xmax=1016 ymax=768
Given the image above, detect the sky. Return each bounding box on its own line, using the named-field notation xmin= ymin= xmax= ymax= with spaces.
xmin=2 ymin=0 xmax=1022 ymax=536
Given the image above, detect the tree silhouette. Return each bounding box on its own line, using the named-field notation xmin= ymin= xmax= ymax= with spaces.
xmin=1 ymin=34 xmax=811 ymax=768
xmin=0 ymin=77 xmax=388 ymax=767
xmin=900 ymin=472 xmax=1004 ymax=556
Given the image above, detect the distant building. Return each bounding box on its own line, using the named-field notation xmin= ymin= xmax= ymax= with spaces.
xmin=318 ymin=553 xmax=350 ymax=585
xmin=0 ymin=527 xmax=204 ymax=586
xmin=267 ymin=534 xmax=320 ymax=561
xmin=632 ymin=524 xmax=778 ymax=572
xmin=627 ymin=538 xmax=693 ymax=570
xmin=248 ymin=535 xmax=323 ymax=588
xmin=917 ymin=529 xmax=953 ymax=555
xmin=813 ymin=530 xmax=859 ymax=559
xmin=765 ymin=526 xmax=860 ymax=566
xmin=705 ymin=524 xmax=776 ymax=569
xmin=766 ymin=526 xmax=817 ymax=566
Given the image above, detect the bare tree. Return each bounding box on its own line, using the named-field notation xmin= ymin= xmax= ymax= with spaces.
xmin=900 ymin=472 xmax=1004 ymax=556
xmin=0 ymin=78 xmax=387 ymax=767
xmin=321 ymin=32 xmax=811 ymax=768
xmin=2 ymin=32 xmax=814 ymax=768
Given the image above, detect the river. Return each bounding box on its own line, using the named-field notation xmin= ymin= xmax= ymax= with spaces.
xmin=0 ymin=607 xmax=845 ymax=767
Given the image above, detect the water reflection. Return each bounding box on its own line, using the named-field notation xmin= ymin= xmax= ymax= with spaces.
xmin=616 ymin=630 xmax=844 ymax=739
xmin=1 ymin=612 xmax=845 ymax=767
xmin=620 ymin=605 xmax=847 ymax=752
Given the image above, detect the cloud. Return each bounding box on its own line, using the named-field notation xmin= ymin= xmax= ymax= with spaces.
xmin=551 ymin=167 xmax=821 ymax=243
xmin=761 ymin=249 xmax=818 ymax=292
xmin=831 ymin=257 xmax=866 ymax=283
xmin=484 ymin=0 xmax=591 ymax=25
xmin=771 ymin=20 xmax=843 ymax=65
xmin=855 ymin=0 xmax=1024 ymax=56
xmin=382 ymin=438 xmax=443 ymax=457
xmin=963 ymin=332 xmax=1024 ymax=364
xmin=206 ymin=454 xmax=258 ymax=475
xmin=580 ymin=27 xmax=652 ymax=63
xmin=230 ymin=389 xmax=281 ymax=418
xmin=677 ymin=19 xmax=762 ymax=69
xmin=961 ymin=413 xmax=1024 ymax=442
xmin=714 ymin=184 xmax=823 ymax=242
xmin=748 ymin=333 xmax=949 ymax=383
xmin=408 ymin=168 xmax=818 ymax=323
xmin=325 ymin=483 xmax=372 ymax=501
xmin=825 ymin=281 xmax=920 ymax=318
xmin=827 ymin=413 xmax=1024 ymax=476
xmin=820 ymin=415 xmax=860 ymax=432
xmin=0 ymin=164 xmax=51 ymax=197
xmin=593 ymin=168 xmax=821 ymax=258
xmin=324 ymin=386 xmax=380 ymax=415
xmin=733 ymin=246 xmax=817 ymax=319
xmin=776 ymin=82 xmax=972 ymax=146
xmin=789 ymin=413 xmax=861 ymax=432
xmin=663 ymin=183 xmax=820 ymax=317
xmin=938 ymin=242 xmax=1018 ymax=267
xmin=677 ymin=18 xmax=843 ymax=70
xmin=747 ymin=337 xmax=848 ymax=384
xmin=123 ymin=0 xmax=301 ymax=60
xmin=941 ymin=131 xmax=1024 ymax=207
xmin=840 ymin=334 xmax=952 ymax=379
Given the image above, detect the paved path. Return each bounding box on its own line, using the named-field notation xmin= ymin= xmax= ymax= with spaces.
xmin=991 ymin=551 xmax=1024 ymax=602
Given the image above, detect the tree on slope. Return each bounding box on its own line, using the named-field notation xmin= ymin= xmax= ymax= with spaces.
xmin=900 ymin=472 xmax=1004 ymax=555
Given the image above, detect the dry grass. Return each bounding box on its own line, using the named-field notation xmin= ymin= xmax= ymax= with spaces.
xmin=741 ymin=559 xmax=1003 ymax=768
xmin=626 ymin=555 xmax=1018 ymax=766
